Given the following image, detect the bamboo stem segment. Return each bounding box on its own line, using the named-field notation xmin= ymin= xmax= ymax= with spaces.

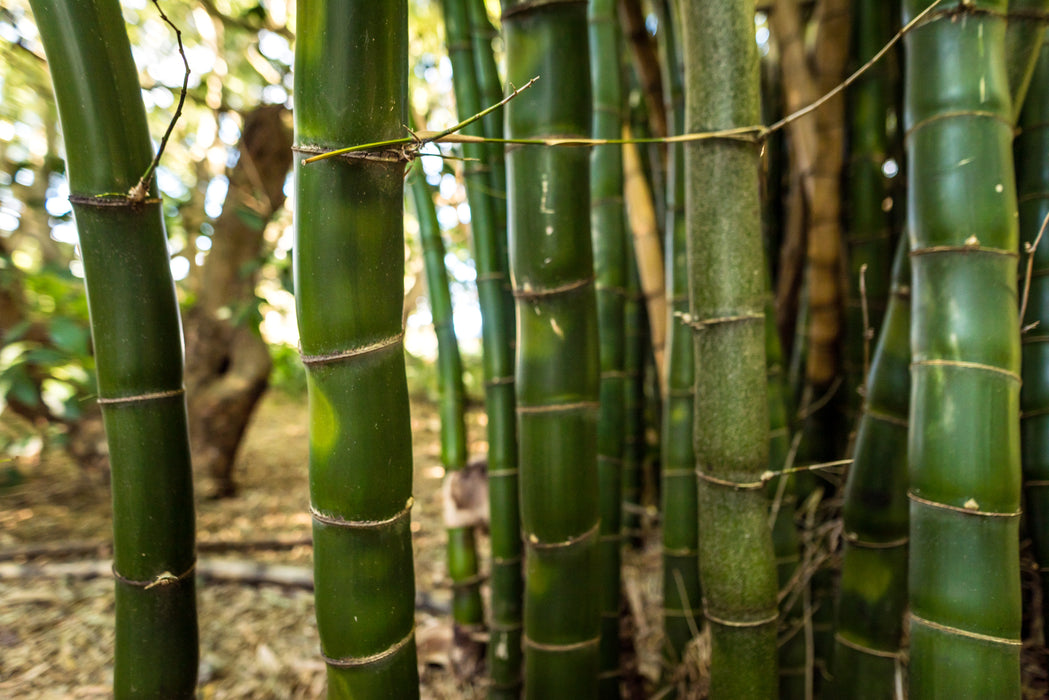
xmin=903 ymin=1 xmax=1022 ymax=696
xmin=441 ymin=0 xmax=523 ymax=692
xmin=29 ymin=1 xmax=199 ymax=695
xmin=1016 ymin=36 xmax=1049 ymax=650
xmin=503 ymin=0 xmax=602 ymax=695
xmin=589 ymin=0 xmax=628 ymax=694
xmin=294 ymin=2 xmax=420 ymax=696
xmin=682 ymin=1 xmax=779 ymax=697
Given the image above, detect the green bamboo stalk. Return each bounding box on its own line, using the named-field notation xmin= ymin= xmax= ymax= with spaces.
xmin=408 ymin=160 xmax=485 ymax=673
xmin=656 ymin=0 xmax=702 ymax=670
xmin=441 ymin=2 xmax=523 ymax=693
xmin=589 ymin=0 xmax=628 ymax=694
xmin=442 ymin=2 xmax=524 ymax=692
xmin=622 ymin=244 xmax=646 ymax=544
xmin=1016 ymin=37 xmax=1049 ymax=647
xmin=903 ymin=1 xmax=1022 ymax=696
xmin=681 ymin=1 xmax=779 ymax=696
xmin=467 ymin=0 xmax=512 ymax=337
xmin=844 ymin=0 xmax=899 ymax=419
xmin=503 ymin=0 xmax=601 ymax=695
xmin=833 ymin=234 xmax=911 ymax=699
xmin=1005 ymin=0 xmax=1049 ymax=123
xmin=29 ymin=2 xmax=198 ymax=695
xmin=294 ymin=1 xmax=419 ymax=696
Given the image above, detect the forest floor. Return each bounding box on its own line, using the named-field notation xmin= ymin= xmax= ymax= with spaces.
xmin=2 ymin=390 xmax=1048 ymax=698
xmin=0 ymin=390 xmax=668 ymax=699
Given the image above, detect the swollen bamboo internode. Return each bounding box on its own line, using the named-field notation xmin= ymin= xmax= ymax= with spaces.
xmin=503 ymin=0 xmax=602 ymax=695
xmin=294 ymin=1 xmax=420 ymax=696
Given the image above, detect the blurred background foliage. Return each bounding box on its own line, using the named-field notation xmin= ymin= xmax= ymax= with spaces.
xmin=0 ymin=0 xmax=492 ymax=484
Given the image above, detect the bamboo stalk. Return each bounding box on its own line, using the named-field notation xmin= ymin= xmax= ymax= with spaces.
xmin=28 ymin=1 xmax=198 ymax=695
xmin=294 ymin=1 xmax=419 ymax=696
xmin=833 ymin=235 xmax=911 ymax=699
xmin=408 ymin=161 xmax=486 ymax=676
xmin=503 ymin=1 xmax=602 ymax=694
xmin=656 ymin=0 xmax=702 ymax=671
xmin=466 ymin=0 xmax=513 ymax=349
xmin=617 ymin=0 xmax=667 ymax=140
xmin=682 ymin=0 xmax=779 ymax=696
xmin=589 ymin=0 xmax=628 ymax=694
xmin=441 ymin=2 xmax=523 ymax=693
xmin=1016 ymin=36 xmax=1049 ymax=650
xmin=903 ymin=1 xmax=1022 ymax=696
xmin=844 ymin=0 xmax=899 ymax=421
xmin=622 ymin=130 xmax=668 ymax=398
xmin=622 ymin=245 xmax=646 ymax=544
xmin=1005 ymin=0 xmax=1049 ymax=122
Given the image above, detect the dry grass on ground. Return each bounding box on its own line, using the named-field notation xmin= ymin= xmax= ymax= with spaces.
xmin=0 ymin=391 xmax=667 ymax=698
xmin=3 ymin=390 xmax=1046 ymax=698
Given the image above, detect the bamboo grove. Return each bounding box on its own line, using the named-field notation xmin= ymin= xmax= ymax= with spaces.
xmin=20 ymin=0 xmax=1049 ymax=697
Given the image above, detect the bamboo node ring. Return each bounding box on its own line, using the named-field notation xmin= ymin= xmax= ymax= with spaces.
xmin=323 ymin=627 xmax=416 ymax=668
xmin=512 ymin=276 xmax=594 ymax=300
xmin=492 ymin=555 xmax=523 ymax=566
xmin=69 ymin=194 xmax=162 ymax=208
xmin=516 ymin=400 xmax=600 ymax=415
xmin=662 ymin=546 xmax=698 ymax=557
xmin=451 ymin=572 xmax=487 ymax=588
xmin=703 ymin=604 xmax=778 ymax=629
xmin=522 ymin=634 xmax=601 ymax=653
xmin=910 ymin=243 xmax=1018 ymax=258
xmin=908 ymin=612 xmax=1021 ymax=647
xmin=910 ymin=358 xmax=1021 ymax=383
xmin=112 ymin=560 xmax=196 ymax=589
xmin=300 ymin=333 xmax=404 ymax=365
xmin=907 ymin=490 xmax=1020 ymax=518
xmin=525 ymin=522 xmax=600 ymax=550
xmin=695 ymin=470 xmax=764 ymax=491
xmin=682 ymin=311 xmax=764 ymax=331
xmin=293 ymin=143 xmax=405 ymax=164
xmin=310 ymin=498 xmax=414 ymax=530
xmin=97 ymin=387 xmax=186 ymax=406
xmin=834 ymin=632 xmax=900 ymax=659
xmin=843 ymin=532 xmax=909 ymax=549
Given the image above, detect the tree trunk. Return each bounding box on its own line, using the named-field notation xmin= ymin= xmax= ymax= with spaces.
xmin=184 ymin=104 xmax=291 ymax=498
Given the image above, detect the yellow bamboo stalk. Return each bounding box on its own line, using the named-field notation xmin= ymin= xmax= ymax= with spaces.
xmin=622 ymin=126 xmax=667 ymax=398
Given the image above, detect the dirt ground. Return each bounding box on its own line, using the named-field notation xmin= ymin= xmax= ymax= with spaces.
xmin=0 ymin=391 xmax=667 ymax=699
xmin=2 ymin=390 xmax=1048 ymax=698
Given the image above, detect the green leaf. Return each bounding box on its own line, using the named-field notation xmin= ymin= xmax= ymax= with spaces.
xmin=48 ymin=316 xmax=90 ymax=356
xmin=3 ymin=366 xmax=40 ymax=408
